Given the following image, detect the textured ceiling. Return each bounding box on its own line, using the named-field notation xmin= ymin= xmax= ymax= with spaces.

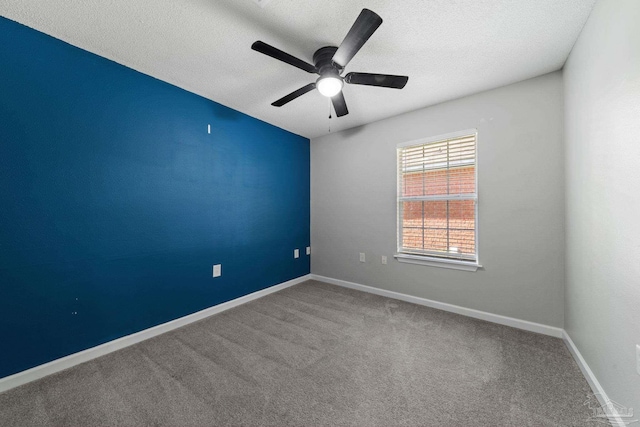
xmin=1 ymin=0 xmax=595 ymax=139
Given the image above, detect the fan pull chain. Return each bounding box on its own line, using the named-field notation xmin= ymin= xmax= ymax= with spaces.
xmin=328 ymin=99 xmax=332 ymax=133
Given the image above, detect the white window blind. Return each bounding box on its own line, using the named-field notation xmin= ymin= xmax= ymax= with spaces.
xmin=397 ymin=132 xmax=477 ymax=262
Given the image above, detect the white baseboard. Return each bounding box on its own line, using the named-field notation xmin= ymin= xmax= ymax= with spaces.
xmin=309 ymin=274 xmax=563 ymax=338
xmin=562 ymin=331 xmax=627 ymax=427
xmin=0 ymin=274 xmax=311 ymax=394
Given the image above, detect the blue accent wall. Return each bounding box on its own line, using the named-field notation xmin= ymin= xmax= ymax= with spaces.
xmin=0 ymin=17 xmax=310 ymax=378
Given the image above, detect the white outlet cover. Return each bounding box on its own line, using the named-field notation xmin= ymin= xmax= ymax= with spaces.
xmin=381 ymin=256 xmax=387 ymax=264
xmin=306 ymin=247 xmax=310 ymax=255
xmin=294 ymin=249 xmax=299 ymax=258
xmin=213 ymin=264 xmax=221 ymax=278
xmin=359 ymin=253 xmax=365 ymax=262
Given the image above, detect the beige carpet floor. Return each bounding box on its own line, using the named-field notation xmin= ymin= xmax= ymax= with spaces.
xmin=0 ymin=279 xmax=602 ymax=426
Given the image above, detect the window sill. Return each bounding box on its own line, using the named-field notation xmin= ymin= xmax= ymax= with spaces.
xmin=394 ymin=253 xmax=481 ymax=271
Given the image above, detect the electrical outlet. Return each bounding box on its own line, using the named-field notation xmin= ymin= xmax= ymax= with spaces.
xmin=636 ymin=344 xmax=640 ymax=375
xmin=306 ymin=247 xmax=311 ymax=255
xmin=294 ymin=249 xmax=299 ymax=258
xmin=359 ymin=252 xmax=365 ymax=262
xmin=212 ymin=264 xmax=221 ymax=278
xmin=381 ymin=255 xmax=387 ymax=265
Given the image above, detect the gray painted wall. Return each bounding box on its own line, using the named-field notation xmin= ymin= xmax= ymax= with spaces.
xmin=564 ymin=0 xmax=640 ymax=412
xmin=311 ymin=72 xmax=565 ymax=328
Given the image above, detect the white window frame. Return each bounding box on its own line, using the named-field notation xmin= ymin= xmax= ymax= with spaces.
xmin=394 ymin=129 xmax=481 ymax=272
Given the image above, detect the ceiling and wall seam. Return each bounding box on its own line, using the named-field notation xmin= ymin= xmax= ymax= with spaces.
xmin=0 ymin=0 xmax=596 ymax=139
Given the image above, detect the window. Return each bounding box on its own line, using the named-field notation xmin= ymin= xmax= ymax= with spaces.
xmin=396 ymin=130 xmax=479 ymax=270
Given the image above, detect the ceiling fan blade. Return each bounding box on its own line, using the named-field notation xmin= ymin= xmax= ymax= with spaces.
xmin=272 ymin=83 xmax=316 ymax=107
xmin=252 ymin=41 xmax=317 ymax=73
xmin=345 ymin=72 xmax=408 ymax=89
xmin=332 ymin=9 xmax=383 ymax=68
xmin=331 ymin=92 xmax=349 ymax=117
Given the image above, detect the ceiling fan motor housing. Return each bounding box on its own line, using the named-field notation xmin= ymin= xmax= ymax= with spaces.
xmin=313 ymin=46 xmax=343 ymax=77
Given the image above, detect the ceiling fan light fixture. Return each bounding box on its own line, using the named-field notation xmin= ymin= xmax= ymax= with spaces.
xmin=316 ymin=75 xmax=343 ymax=97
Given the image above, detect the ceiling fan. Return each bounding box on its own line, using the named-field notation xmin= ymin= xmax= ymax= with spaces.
xmin=251 ymin=8 xmax=408 ymax=117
